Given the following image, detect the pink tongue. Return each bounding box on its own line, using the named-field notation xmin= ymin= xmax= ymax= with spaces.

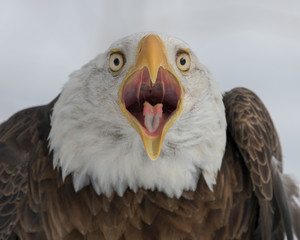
xmin=143 ymin=102 xmax=163 ymax=133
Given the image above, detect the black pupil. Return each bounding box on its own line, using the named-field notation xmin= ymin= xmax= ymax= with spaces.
xmin=180 ymin=57 xmax=186 ymax=66
xmin=114 ymin=58 xmax=120 ymax=66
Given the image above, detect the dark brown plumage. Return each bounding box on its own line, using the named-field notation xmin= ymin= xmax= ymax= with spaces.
xmin=0 ymin=88 xmax=299 ymax=240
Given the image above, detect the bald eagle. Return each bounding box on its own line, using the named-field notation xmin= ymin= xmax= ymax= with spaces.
xmin=0 ymin=33 xmax=299 ymax=240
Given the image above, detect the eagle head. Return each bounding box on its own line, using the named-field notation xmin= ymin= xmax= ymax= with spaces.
xmin=49 ymin=32 xmax=226 ymax=198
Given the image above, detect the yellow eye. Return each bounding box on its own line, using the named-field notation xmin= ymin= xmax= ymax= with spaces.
xmin=109 ymin=52 xmax=124 ymax=72
xmin=176 ymin=52 xmax=191 ymax=72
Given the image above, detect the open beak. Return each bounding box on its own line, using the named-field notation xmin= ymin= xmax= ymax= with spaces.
xmin=119 ymin=34 xmax=183 ymax=160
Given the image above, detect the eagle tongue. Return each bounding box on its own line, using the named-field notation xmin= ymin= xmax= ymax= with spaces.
xmin=143 ymin=101 xmax=163 ymax=133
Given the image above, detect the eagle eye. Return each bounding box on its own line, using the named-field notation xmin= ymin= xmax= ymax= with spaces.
xmin=176 ymin=51 xmax=191 ymax=72
xmin=109 ymin=52 xmax=125 ymax=72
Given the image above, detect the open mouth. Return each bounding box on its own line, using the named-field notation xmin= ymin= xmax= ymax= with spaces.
xmin=121 ymin=67 xmax=181 ymax=137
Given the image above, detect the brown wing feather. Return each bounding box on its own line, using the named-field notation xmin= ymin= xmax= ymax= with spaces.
xmin=223 ymin=87 xmax=294 ymax=240
xmin=0 ymin=98 xmax=58 ymax=239
xmin=0 ymin=143 xmax=28 ymax=240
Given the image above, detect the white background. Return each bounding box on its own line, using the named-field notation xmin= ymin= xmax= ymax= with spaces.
xmin=0 ymin=0 xmax=299 ymax=179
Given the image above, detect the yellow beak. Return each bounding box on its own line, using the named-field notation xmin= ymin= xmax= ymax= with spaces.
xmin=119 ymin=34 xmax=183 ymax=160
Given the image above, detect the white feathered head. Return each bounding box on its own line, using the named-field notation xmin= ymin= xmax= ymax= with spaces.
xmin=49 ymin=32 xmax=226 ymax=198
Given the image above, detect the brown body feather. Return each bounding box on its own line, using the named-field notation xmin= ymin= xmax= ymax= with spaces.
xmin=0 ymin=88 xmax=298 ymax=239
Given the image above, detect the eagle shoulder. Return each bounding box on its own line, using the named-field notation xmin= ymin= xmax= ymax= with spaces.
xmin=0 ymin=97 xmax=57 ymax=239
xmin=223 ymin=87 xmax=294 ymax=239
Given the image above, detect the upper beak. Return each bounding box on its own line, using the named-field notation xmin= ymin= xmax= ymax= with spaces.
xmin=119 ymin=34 xmax=183 ymax=160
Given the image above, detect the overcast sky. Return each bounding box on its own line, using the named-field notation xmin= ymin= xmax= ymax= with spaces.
xmin=0 ymin=0 xmax=299 ymax=179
